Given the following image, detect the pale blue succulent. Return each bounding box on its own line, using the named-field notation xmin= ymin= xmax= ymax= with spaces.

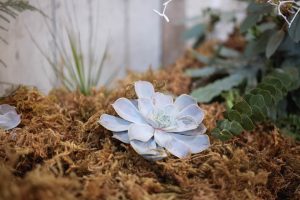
xmin=99 ymin=81 xmax=210 ymax=160
xmin=0 ymin=104 xmax=21 ymax=130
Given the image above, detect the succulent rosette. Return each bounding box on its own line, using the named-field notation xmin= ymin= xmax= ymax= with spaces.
xmin=0 ymin=104 xmax=21 ymax=130
xmin=99 ymin=81 xmax=210 ymax=160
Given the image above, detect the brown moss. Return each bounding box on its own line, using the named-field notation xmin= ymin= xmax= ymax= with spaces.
xmin=0 ymin=59 xmax=299 ymax=200
xmin=224 ymin=30 xmax=247 ymax=52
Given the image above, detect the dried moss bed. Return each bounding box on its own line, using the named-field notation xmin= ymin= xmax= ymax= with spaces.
xmin=0 ymin=53 xmax=299 ymax=200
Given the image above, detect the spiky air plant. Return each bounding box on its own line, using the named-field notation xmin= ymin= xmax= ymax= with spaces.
xmin=30 ymin=1 xmax=112 ymax=96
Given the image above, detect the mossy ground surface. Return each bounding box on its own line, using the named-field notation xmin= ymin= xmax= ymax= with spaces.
xmin=0 ymin=51 xmax=299 ymax=200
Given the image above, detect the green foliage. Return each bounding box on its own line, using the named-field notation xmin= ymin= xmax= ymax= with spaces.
xmin=212 ymin=68 xmax=299 ymax=141
xmin=266 ymin=30 xmax=285 ymax=58
xmin=191 ymin=72 xmax=246 ymax=103
xmin=277 ymin=115 xmax=300 ymax=140
xmin=183 ymin=8 xmax=237 ymax=48
xmin=0 ymin=0 xmax=36 ymax=23
xmin=186 ymin=46 xmax=262 ymax=103
xmin=242 ymin=1 xmax=300 ymax=58
xmin=30 ymin=2 xmax=113 ymax=96
xmin=221 ymin=89 xmax=241 ymax=109
xmin=183 ymin=24 xmax=206 ymax=41
xmin=240 ymin=2 xmax=273 ymax=33
xmin=32 ymin=30 xmax=110 ymax=96
xmin=289 ymin=9 xmax=300 ymax=43
xmin=185 ymin=67 xmax=219 ymax=78
xmin=186 ymin=1 xmax=300 ymax=141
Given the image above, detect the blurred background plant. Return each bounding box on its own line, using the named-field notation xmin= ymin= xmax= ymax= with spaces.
xmin=184 ymin=0 xmax=300 ymax=140
xmin=0 ymin=0 xmax=37 ymax=68
xmin=183 ymin=6 xmax=263 ymax=104
xmin=30 ymin=2 xmax=113 ymax=96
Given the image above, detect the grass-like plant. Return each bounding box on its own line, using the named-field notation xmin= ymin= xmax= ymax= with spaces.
xmin=32 ymin=30 xmax=110 ymax=96
xmin=31 ymin=2 xmax=113 ymax=96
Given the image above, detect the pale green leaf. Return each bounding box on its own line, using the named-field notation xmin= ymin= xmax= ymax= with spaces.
xmin=183 ymin=24 xmax=206 ymax=40
xmin=185 ymin=67 xmax=220 ymax=78
xmin=289 ymin=10 xmax=300 ymax=42
xmin=191 ymin=73 xmax=246 ymax=103
xmin=266 ymin=30 xmax=285 ymax=58
xmin=219 ymin=47 xmax=240 ymax=58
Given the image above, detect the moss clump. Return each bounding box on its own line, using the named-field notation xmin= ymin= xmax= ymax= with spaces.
xmin=0 ymin=54 xmax=299 ymax=200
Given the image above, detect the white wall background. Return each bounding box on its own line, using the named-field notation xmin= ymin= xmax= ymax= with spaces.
xmin=0 ymin=0 xmax=244 ymax=94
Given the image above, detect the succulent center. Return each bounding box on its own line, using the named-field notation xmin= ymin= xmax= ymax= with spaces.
xmin=151 ymin=109 xmax=176 ymax=129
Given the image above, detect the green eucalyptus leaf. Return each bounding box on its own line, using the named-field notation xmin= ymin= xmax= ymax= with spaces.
xmin=266 ymin=30 xmax=285 ymax=58
xmin=264 ymin=76 xmax=286 ymax=92
xmin=257 ymin=84 xmax=276 ymax=95
xmin=288 ymin=10 xmax=300 ymax=42
xmin=240 ymin=3 xmax=273 ymax=33
xmin=247 ymin=2 xmax=273 ymax=14
xmin=218 ymin=119 xmax=231 ymax=130
xmin=257 ymin=22 xmax=276 ymax=32
xmin=183 ymin=24 xmax=206 ymax=40
xmin=185 ymin=67 xmax=220 ymax=78
xmin=240 ymin=14 xmax=260 ymax=33
xmin=257 ymin=83 xmax=281 ymax=102
xmin=220 ymin=129 xmax=234 ymax=140
xmin=216 ymin=119 xmax=244 ymax=136
xmin=241 ymin=114 xmax=255 ymax=131
xmin=282 ymin=67 xmax=300 ymax=90
xmin=244 ymin=94 xmax=252 ymax=104
xmin=249 ymin=94 xmax=268 ymax=115
xmin=244 ymin=40 xmax=257 ymax=57
xmin=249 ymin=94 xmax=265 ymax=108
xmin=219 ymin=47 xmax=240 ymax=58
xmin=277 ymin=115 xmax=300 ymax=141
xmin=232 ymin=99 xmax=252 ymax=116
xmin=274 ymin=87 xmax=283 ymax=100
xmin=211 ymin=128 xmax=221 ymax=139
xmin=250 ymin=88 xmax=274 ymax=107
xmin=271 ymin=70 xmax=293 ymax=90
xmin=251 ymin=105 xmax=266 ymax=122
xmin=227 ymin=110 xmax=242 ymax=123
xmin=278 ymin=35 xmax=300 ymax=54
xmin=213 ymin=68 xmax=300 ymax=141
xmin=191 ymin=73 xmax=246 ymax=103
xmin=230 ymin=121 xmax=244 ymax=135
xmin=190 ymin=50 xmax=210 ymax=64
xmin=221 ymin=89 xmax=241 ymax=109
xmin=211 ymin=127 xmax=233 ymax=141
xmin=245 ymin=30 xmax=272 ymax=57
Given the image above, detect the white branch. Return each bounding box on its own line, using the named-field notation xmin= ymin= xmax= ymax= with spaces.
xmin=268 ymin=0 xmax=300 ymax=27
xmin=153 ymin=0 xmax=173 ymax=23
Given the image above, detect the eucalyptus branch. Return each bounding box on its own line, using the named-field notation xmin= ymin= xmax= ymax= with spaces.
xmin=212 ymin=68 xmax=299 ymax=141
